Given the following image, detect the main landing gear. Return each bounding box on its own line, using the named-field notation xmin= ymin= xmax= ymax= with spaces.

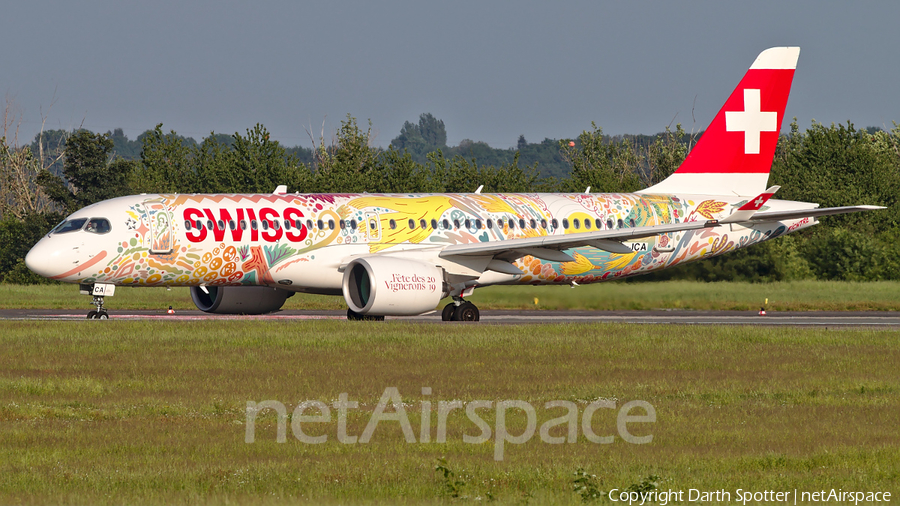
xmin=441 ymin=299 xmax=480 ymax=322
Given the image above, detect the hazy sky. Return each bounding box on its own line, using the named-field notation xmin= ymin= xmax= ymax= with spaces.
xmin=2 ymin=1 xmax=898 ymax=149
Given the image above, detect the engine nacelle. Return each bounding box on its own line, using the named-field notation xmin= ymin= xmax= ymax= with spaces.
xmin=190 ymin=286 xmax=293 ymax=314
xmin=342 ymin=256 xmax=444 ymax=316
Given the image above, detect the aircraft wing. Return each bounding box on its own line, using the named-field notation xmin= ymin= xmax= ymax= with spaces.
xmin=746 ymin=205 xmax=885 ymax=222
xmin=438 ymin=219 xmax=719 ymax=263
xmin=437 ymin=204 xmax=884 ymax=269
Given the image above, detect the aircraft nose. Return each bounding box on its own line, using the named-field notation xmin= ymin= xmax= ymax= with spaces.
xmin=25 ymin=238 xmax=61 ymax=279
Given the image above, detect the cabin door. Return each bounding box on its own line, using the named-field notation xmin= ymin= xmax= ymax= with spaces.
xmin=143 ymin=199 xmax=175 ymax=254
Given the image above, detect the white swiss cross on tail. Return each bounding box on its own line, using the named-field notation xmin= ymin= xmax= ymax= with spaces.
xmin=726 ymin=89 xmax=778 ymax=154
xmin=639 ymin=47 xmax=799 ymax=197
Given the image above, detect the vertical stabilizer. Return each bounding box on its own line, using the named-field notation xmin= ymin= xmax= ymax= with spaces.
xmin=639 ymin=47 xmax=799 ymax=197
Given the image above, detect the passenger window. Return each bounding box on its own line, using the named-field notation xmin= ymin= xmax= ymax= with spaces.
xmin=573 ymin=219 xmax=580 ymax=230
xmin=339 ymin=220 xmax=346 ymax=230
xmin=196 ymin=220 xmax=203 ymax=230
xmin=487 ymin=219 xmax=494 ymax=229
xmin=272 ymin=220 xmax=280 ymax=230
xmin=262 ymin=221 xmax=269 ymax=231
xmin=229 ymin=220 xmax=236 ymax=231
xmin=218 ymin=220 xmax=225 ymax=230
xmin=607 ymin=218 xmax=614 ymax=230
xmin=508 ymin=219 xmax=515 ymax=230
xmin=442 ymin=219 xmax=449 ymax=230
xmin=420 ymin=219 xmax=427 ymax=229
xmin=328 ymin=220 xmax=335 ymax=230
xmin=530 ymin=219 xmax=536 ymax=229
xmin=541 ymin=219 xmax=547 ymax=229
xmin=350 ymin=219 xmax=357 ymax=230
xmin=562 ymin=218 xmax=570 ymax=229
xmin=475 ymin=219 xmax=482 ymax=229
xmin=306 ymin=220 xmax=313 ymax=231
xmin=431 ymin=219 xmax=438 ymax=229
xmin=617 ymin=219 xmax=624 ymax=229
xmin=629 ymin=219 xmax=636 ymax=228
xmin=519 ymin=219 xmax=526 ymax=229
xmin=453 ymin=219 xmax=460 ymax=229
xmin=295 ymin=219 xmax=302 ymax=230
xmin=584 ymin=219 xmax=591 ymax=230
xmin=595 ymin=218 xmax=602 ymax=229
xmin=207 ymin=220 xmax=215 ymax=230
xmin=184 ymin=220 xmax=192 ymax=230
xmin=551 ymin=219 xmax=559 ymax=229
xmin=389 ymin=219 xmax=396 ymax=230
xmin=241 ymin=220 xmax=248 ymax=230
xmin=316 ymin=219 xmax=324 ymax=230
xmin=409 ymin=219 xmax=416 ymax=229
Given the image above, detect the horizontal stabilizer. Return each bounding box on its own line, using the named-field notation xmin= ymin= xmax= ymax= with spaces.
xmin=748 ymin=205 xmax=886 ymax=222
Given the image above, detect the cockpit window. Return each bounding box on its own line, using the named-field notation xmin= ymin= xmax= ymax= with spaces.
xmin=85 ymin=218 xmax=111 ymax=234
xmin=51 ymin=218 xmax=87 ymax=234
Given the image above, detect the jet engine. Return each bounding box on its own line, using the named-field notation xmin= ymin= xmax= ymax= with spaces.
xmin=342 ymin=256 xmax=444 ymax=316
xmin=190 ymin=286 xmax=293 ymax=314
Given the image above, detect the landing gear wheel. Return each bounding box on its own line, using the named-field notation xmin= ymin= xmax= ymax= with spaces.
xmin=453 ymin=302 xmax=480 ymax=322
xmin=347 ymin=308 xmax=385 ymax=321
xmin=86 ymin=290 xmax=111 ymax=320
xmin=441 ymin=303 xmax=455 ymax=321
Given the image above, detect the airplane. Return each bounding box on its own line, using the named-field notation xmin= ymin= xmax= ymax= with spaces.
xmin=25 ymin=47 xmax=883 ymax=321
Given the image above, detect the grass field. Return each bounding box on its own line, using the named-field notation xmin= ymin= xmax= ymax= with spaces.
xmin=1 ymin=320 xmax=897 ymax=504
xmin=5 ymin=280 xmax=900 ymax=312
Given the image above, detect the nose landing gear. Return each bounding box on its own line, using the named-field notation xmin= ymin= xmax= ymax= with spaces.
xmin=81 ymin=283 xmax=115 ymax=320
xmin=87 ymin=295 xmax=109 ymax=320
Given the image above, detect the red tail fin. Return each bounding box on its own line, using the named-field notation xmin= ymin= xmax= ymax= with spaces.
xmin=640 ymin=47 xmax=799 ymax=196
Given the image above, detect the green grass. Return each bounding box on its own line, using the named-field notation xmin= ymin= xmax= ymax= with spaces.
xmin=4 ymin=280 xmax=900 ymax=311
xmin=1 ymin=321 xmax=898 ymax=504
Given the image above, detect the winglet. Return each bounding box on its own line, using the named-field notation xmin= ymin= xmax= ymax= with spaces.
xmin=720 ymin=185 xmax=780 ymax=223
xmin=273 ymin=185 xmax=288 ymax=195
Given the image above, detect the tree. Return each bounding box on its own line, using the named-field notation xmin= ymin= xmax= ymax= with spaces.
xmin=227 ymin=124 xmax=313 ymax=193
xmin=560 ymin=123 xmax=643 ymax=193
xmin=313 ymin=115 xmax=380 ymax=192
xmin=0 ymin=211 xmax=64 ymax=283
xmin=1 ymin=98 xmax=63 ymax=219
xmin=390 ymin=113 xmax=447 ymax=160
xmin=771 ymin=120 xmax=900 ymax=232
xmin=132 ymin=125 xmax=196 ymax=194
xmin=36 ymin=130 xmax=131 ymax=213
